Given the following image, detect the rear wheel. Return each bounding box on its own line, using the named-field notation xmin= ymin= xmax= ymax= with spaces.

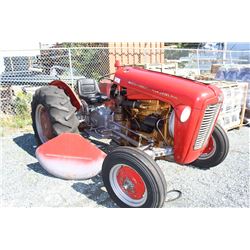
xmin=31 ymin=86 xmax=79 ymax=145
xmin=191 ymin=123 xmax=229 ymax=169
xmin=102 ymin=147 xmax=167 ymax=208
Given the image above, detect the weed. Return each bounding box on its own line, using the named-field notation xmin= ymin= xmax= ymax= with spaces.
xmin=0 ymin=91 xmax=33 ymax=135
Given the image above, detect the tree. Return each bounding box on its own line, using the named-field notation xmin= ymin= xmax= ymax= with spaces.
xmin=164 ymin=43 xmax=201 ymax=48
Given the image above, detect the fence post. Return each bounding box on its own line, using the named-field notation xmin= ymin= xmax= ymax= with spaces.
xmin=10 ymin=57 xmax=14 ymax=72
xmin=68 ymin=48 xmax=74 ymax=88
xmin=0 ymin=51 xmax=4 ymax=74
xmin=143 ymin=48 xmax=147 ymax=65
xmin=196 ymin=49 xmax=200 ymax=75
xmin=223 ymin=42 xmax=227 ymax=65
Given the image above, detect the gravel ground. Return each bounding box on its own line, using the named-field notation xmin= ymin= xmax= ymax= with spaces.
xmin=1 ymin=127 xmax=249 ymax=208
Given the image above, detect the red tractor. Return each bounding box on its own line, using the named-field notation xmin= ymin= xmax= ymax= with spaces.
xmin=31 ymin=60 xmax=229 ymax=208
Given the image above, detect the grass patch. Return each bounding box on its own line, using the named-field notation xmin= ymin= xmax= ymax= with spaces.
xmin=0 ymin=91 xmax=33 ymax=136
xmin=0 ymin=115 xmax=32 ymax=136
xmin=0 ymin=114 xmax=32 ymax=128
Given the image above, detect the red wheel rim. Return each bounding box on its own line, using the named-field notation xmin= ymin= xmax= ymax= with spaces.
xmin=199 ymin=136 xmax=216 ymax=160
xmin=116 ymin=166 xmax=146 ymax=200
xmin=203 ymin=137 xmax=214 ymax=154
xmin=36 ymin=104 xmax=53 ymax=143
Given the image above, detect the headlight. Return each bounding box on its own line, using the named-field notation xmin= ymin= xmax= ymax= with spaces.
xmin=180 ymin=106 xmax=191 ymax=122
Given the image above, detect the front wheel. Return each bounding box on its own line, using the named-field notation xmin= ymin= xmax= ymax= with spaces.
xmin=191 ymin=123 xmax=229 ymax=169
xmin=102 ymin=147 xmax=167 ymax=208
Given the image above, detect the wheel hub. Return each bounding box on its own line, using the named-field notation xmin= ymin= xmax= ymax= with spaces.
xmin=109 ymin=164 xmax=148 ymax=207
xmin=116 ymin=165 xmax=146 ymax=200
xmin=123 ymin=178 xmax=135 ymax=191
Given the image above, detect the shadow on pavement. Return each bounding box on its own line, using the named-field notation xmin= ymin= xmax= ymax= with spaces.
xmin=72 ymin=175 xmax=118 ymax=208
xmin=86 ymin=138 xmax=118 ymax=154
xmin=13 ymin=133 xmax=37 ymax=158
xmin=27 ymin=162 xmax=55 ymax=178
xmin=13 ymin=132 xmax=118 ymax=157
xmin=13 ymin=132 xmax=118 ymax=207
xmin=13 ymin=134 xmax=60 ymax=178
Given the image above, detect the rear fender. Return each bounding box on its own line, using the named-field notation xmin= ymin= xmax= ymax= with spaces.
xmin=49 ymin=80 xmax=81 ymax=111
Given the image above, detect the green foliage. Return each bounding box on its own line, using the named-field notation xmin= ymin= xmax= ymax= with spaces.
xmin=164 ymin=43 xmax=201 ymax=60
xmin=58 ymin=43 xmax=109 ymax=80
xmin=165 ymin=43 xmax=201 ymax=49
xmin=70 ymin=48 xmax=109 ymax=79
xmin=165 ymin=49 xmax=190 ymax=60
xmin=0 ymin=91 xmax=32 ymax=131
xmin=178 ymin=43 xmax=201 ymax=48
xmin=0 ymin=114 xmax=32 ymax=130
xmin=14 ymin=91 xmax=32 ymax=116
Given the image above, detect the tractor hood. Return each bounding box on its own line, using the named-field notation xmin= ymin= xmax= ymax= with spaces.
xmin=114 ymin=66 xmax=222 ymax=110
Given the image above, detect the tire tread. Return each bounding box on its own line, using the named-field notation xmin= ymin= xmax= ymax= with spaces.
xmin=31 ymin=85 xmax=79 ymax=145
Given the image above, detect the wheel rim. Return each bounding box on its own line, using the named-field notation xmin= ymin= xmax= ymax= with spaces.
xmin=109 ymin=164 xmax=148 ymax=207
xmin=35 ymin=104 xmax=53 ymax=143
xmin=199 ymin=136 xmax=216 ymax=160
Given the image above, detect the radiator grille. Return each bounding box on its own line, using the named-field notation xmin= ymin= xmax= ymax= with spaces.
xmin=194 ymin=104 xmax=221 ymax=150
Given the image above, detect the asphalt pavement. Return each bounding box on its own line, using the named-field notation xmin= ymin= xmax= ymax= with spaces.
xmin=1 ymin=127 xmax=249 ymax=208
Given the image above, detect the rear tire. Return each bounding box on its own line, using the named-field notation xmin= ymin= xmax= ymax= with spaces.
xmin=191 ymin=123 xmax=229 ymax=169
xmin=102 ymin=146 xmax=167 ymax=208
xmin=31 ymin=86 xmax=79 ymax=145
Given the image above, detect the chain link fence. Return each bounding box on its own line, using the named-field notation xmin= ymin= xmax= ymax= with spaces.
xmin=0 ymin=46 xmax=249 ymax=124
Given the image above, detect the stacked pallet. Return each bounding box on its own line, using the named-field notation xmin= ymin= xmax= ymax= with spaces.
xmin=145 ymin=63 xmax=178 ymax=75
xmin=202 ymin=81 xmax=248 ymax=130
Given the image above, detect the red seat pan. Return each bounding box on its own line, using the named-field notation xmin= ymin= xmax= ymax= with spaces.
xmin=36 ymin=133 xmax=107 ymax=180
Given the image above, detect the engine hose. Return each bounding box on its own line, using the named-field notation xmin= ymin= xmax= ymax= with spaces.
xmin=156 ymin=118 xmax=168 ymax=145
xmin=165 ymin=190 xmax=182 ymax=202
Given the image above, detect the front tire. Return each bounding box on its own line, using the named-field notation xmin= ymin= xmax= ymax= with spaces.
xmin=192 ymin=123 xmax=229 ymax=169
xmin=102 ymin=147 xmax=167 ymax=208
xmin=31 ymin=86 xmax=79 ymax=145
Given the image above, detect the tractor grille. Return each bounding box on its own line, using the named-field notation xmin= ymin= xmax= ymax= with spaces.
xmin=194 ymin=104 xmax=221 ymax=150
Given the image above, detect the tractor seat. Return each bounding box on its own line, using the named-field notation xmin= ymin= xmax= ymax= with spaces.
xmin=77 ymin=78 xmax=109 ymax=104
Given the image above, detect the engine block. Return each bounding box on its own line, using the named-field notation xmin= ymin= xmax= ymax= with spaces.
xmin=125 ymin=100 xmax=174 ymax=147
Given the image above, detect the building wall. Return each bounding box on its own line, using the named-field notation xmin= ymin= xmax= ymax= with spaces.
xmin=108 ymin=42 xmax=164 ymax=72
